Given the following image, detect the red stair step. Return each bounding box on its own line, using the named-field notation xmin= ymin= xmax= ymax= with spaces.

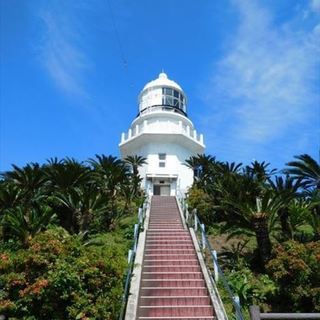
xmin=139 ymin=296 xmax=211 ymax=306
xmin=141 ymin=279 xmax=206 ymax=287
xmin=140 ymin=287 xmax=210 ymax=296
xmin=138 ymin=306 xmax=214 ymax=317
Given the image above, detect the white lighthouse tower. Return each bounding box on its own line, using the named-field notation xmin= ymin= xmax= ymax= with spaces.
xmin=119 ymin=72 xmax=205 ymax=196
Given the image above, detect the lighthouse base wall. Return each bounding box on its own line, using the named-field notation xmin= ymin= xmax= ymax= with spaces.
xmin=124 ymin=142 xmax=195 ymax=197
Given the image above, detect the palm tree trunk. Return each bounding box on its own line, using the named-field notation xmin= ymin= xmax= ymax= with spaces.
xmin=252 ymin=215 xmax=272 ymax=268
xmin=279 ymin=208 xmax=293 ymax=239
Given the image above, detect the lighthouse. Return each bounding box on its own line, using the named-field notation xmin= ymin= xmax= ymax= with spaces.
xmin=119 ymin=72 xmax=205 ymax=196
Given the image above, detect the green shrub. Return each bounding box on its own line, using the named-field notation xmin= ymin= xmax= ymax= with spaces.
xmin=266 ymin=240 xmax=320 ymax=312
xmin=187 ymin=187 xmax=214 ymax=224
xmin=0 ymin=227 xmax=127 ymax=319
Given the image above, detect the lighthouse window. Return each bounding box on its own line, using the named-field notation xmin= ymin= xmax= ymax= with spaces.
xmin=159 ymin=153 xmax=166 ymax=168
xmin=167 ymin=96 xmax=173 ymax=106
xmin=161 ymin=87 xmax=185 ymax=113
xmin=163 ymin=88 xmax=173 ymax=95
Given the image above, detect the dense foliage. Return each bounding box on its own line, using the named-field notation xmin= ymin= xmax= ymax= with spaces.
xmin=0 ymin=155 xmax=146 ymax=319
xmin=186 ymin=153 xmax=320 ymax=313
xmin=0 ymin=228 xmax=128 ymax=319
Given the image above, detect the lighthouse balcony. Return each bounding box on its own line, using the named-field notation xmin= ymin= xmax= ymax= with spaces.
xmin=120 ymin=121 xmax=204 ymax=147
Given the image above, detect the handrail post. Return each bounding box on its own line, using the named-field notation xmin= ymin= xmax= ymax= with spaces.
xmin=138 ymin=207 xmax=143 ymax=224
xmin=201 ymin=224 xmax=206 ymax=250
xmin=212 ymin=250 xmax=219 ymax=282
xmin=194 ymin=209 xmax=198 ymax=231
xmin=127 ymin=249 xmax=133 ymax=263
xmin=133 ymin=224 xmax=139 ymax=252
xmin=234 ymin=296 xmax=241 ymax=320
xmin=249 ymin=305 xmax=261 ymax=320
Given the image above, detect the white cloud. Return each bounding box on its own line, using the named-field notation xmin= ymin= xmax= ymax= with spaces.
xmin=311 ymin=0 xmax=320 ymax=13
xmin=203 ymin=0 xmax=320 ymax=149
xmin=39 ymin=8 xmax=90 ymax=99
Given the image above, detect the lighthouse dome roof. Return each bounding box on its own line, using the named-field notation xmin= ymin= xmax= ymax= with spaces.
xmin=142 ymin=72 xmax=183 ymax=91
xmin=138 ymin=72 xmax=187 ymax=117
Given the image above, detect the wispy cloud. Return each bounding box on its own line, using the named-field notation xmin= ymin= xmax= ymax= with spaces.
xmin=39 ymin=5 xmax=90 ymax=100
xmin=201 ymin=0 xmax=320 ymax=163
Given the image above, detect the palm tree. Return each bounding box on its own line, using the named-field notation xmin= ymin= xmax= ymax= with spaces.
xmin=285 ymin=154 xmax=320 ymax=189
xmin=124 ymin=155 xmax=147 ymax=176
xmin=88 ymin=155 xmax=128 ymax=198
xmin=124 ymin=155 xmax=147 ymax=200
xmin=44 ymin=158 xmax=91 ymax=191
xmin=1 ymin=163 xmax=47 ymax=206
xmin=245 ymin=160 xmax=277 ymax=186
xmin=0 ymin=182 xmax=22 ymax=212
xmin=269 ymin=175 xmax=304 ymax=239
xmin=54 ymin=186 xmax=109 ymax=233
xmin=2 ymin=205 xmax=56 ymax=246
xmin=185 ymin=154 xmax=221 ymax=188
xmin=306 ymin=189 xmax=320 ymax=240
xmin=222 ymin=191 xmax=281 ymax=269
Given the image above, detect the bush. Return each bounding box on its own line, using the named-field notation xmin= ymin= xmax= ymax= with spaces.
xmin=187 ymin=187 xmax=214 ymax=224
xmin=0 ymin=227 xmax=128 ymax=319
xmin=266 ymin=240 xmax=320 ymax=312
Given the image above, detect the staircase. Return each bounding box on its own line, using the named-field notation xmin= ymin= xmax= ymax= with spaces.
xmin=137 ymin=196 xmax=216 ymax=320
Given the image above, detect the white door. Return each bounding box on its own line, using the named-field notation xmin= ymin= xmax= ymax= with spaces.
xmin=160 ymin=185 xmax=170 ymax=196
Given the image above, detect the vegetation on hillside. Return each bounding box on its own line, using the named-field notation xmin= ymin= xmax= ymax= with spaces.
xmin=186 ymin=153 xmax=320 ymax=314
xmin=0 ymin=155 xmax=146 ymax=319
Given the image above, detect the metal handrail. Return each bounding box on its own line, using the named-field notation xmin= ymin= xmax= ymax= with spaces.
xmin=249 ymin=305 xmax=320 ymax=319
xmin=179 ymin=199 xmax=244 ymax=320
xmin=118 ymin=199 xmax=148 ymax=320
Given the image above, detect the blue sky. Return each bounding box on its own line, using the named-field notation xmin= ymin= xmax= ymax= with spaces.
xmin=1 ymin=0 xmax=319 ymax=172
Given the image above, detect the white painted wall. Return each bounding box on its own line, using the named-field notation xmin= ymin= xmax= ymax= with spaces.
xmin=132 ymin=142 xmax=194 ymax=196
